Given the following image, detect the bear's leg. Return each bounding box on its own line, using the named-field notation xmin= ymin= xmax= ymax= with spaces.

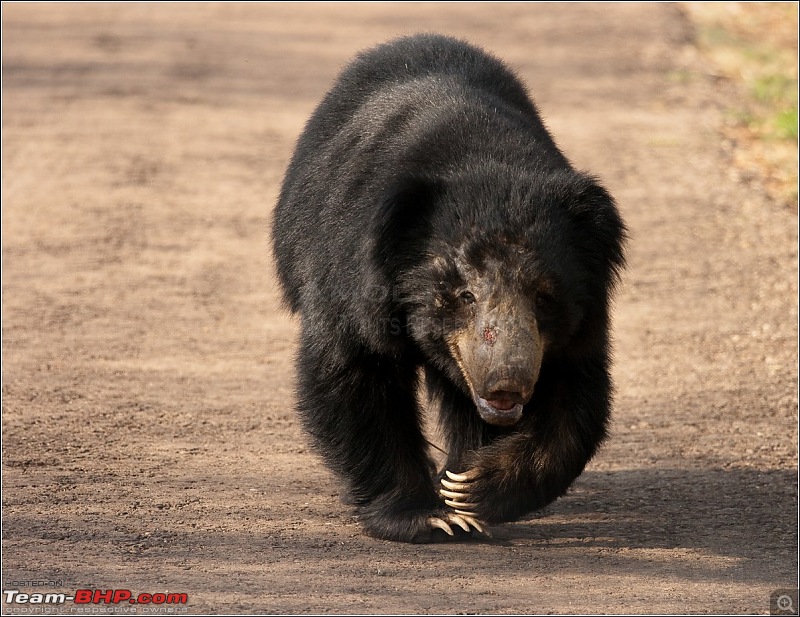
xmin=438 ymin=357 xmax=611 ymax=525
xmin=295 ymin=331 xmax=485 ymax=542
xmin=425 ymin=366 xmax=508 ymax=478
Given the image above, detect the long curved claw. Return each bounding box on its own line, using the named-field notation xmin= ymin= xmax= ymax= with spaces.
xmin=439 ymin=488 xmax=468 ymax=500
xmin=444 ymin=498 xmax=478 ymax=510
xmin=456 ymin=514 xmax=491 ymax=537
xmin=440 ymin=478 xmax=469 ymax=492
xmin=427 ymin=517 xmax=454 ymax=536
xmin=445 ymin=469 xmax=479 ymax=482
xmin=447 ymin=513 xmax=472 ymax=533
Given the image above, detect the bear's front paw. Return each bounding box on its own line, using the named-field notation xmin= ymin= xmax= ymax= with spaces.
xmin=439 ymin=469 xmax=491 ymax=537
xmin=358 ymin=499 xmax=486 ymax=543
xmin=427 ymin=510 xmax=488 ymax=538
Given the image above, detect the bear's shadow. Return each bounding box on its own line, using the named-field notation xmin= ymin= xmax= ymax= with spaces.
xmin=493 ymin=466 xmax=796 ymax=560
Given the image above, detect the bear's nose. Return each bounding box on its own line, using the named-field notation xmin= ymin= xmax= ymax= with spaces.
xmin=482 ymin=367 xmax=535 ymax=406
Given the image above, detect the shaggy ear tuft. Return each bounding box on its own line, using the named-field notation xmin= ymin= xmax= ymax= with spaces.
xmin=566 ymin=175 xmax=627 ymax=289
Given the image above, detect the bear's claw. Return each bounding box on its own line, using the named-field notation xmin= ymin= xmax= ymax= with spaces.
xmin=426 ymin=511 xmax=487 ymax=537
xmin=444 ymin=469 xmax=480 ymax=482
xmin=437 ymin=469 xmax=491 ymax=537
xmin=427 ymin=516 xmax=455 ymax=536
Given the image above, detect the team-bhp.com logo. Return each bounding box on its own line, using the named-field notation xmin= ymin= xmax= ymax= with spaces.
xmin=4 ymin=589 xmax=188 ymax=609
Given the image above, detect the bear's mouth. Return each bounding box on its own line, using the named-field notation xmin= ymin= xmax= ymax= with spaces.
xmin=474 ymin=396 xmax=524 ymax=426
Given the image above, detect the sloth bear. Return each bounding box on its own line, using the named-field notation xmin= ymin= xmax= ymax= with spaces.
xmin=272 ymin=34 xmax=626 ymax=542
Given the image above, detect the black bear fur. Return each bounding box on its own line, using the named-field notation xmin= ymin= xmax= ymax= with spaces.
xmin=272 ymin=34 xmax=626 ymax=542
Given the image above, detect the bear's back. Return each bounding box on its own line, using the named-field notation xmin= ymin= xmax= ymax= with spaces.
xmin=305 ymin=34 xmax=539 ymax=149
xmin=272 ymin=35 xmax=561 ymax=323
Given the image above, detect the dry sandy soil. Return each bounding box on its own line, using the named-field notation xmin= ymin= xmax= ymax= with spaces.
xmin=2 ymin=3 xmax=797 ymax=614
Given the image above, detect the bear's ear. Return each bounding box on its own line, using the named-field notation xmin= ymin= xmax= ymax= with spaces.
xmin=565 ymin=175 xmax=627 ymax=290
xmin=371 ymin=176 xmax=441 ymax=277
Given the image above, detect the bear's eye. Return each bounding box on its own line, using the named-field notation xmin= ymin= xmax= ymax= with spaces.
xmin=460 ymin=290 xmax=476 ymax=305
xmin=536 ymin=292 xmax=555 ymax=312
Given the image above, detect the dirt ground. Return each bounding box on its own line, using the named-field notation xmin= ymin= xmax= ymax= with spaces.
xmin=2 ymin=3 xmax=797 ymax=614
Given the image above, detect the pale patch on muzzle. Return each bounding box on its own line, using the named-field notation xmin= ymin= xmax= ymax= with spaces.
xmin=446 ymin=334 xmax=540 ymax=427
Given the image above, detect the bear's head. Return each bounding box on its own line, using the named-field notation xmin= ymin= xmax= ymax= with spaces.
xmin=375 ymin=167 xmax=626 ymax=426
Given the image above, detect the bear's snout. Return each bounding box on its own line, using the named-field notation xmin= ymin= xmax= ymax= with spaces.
xmin=474 ymin=365 xmax=537 ymax=426
xmin=481 ymin=367 xmax=536 ymax=408
xmin=451 ymin=311 xmax=542 ymax=426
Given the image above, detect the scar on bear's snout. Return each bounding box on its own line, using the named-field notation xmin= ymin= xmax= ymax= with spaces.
xmin=483 ymin=326 xmax=497 ymax=346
